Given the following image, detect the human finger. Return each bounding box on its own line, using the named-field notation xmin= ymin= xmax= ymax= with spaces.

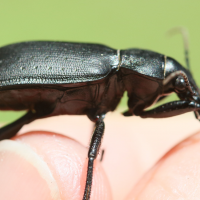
xmin=0 ymin=131 xmax=112 ymax=200
xmin=125 ymin=130 xmax=200 ymax=200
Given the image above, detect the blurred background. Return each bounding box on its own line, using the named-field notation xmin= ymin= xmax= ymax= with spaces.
xmin=0 ymin=0 xmax=200 ymax=122
xmin=1 ymin=1 xmax=200 ymax=199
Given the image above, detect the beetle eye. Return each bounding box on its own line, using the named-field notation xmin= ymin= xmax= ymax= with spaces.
xmin=174 ymin=76 xmax=186 ymax=91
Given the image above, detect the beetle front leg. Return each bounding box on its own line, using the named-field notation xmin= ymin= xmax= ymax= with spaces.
xmin=83 ymin=116 xmax=105 ymax=200
xmin=136 ymin=100 xmax=200 ymax=119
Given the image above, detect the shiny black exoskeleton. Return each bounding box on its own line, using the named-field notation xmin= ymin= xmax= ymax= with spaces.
xmin=0 ymin=40 xmax=199 ymax=200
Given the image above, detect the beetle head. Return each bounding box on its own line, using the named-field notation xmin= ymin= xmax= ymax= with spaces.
xmin=164 ymin=57 xmax=200 ymax=120
xmin=173 ymin=72 xmax=200 ymax=120
xmin=165 ymin=57 xmax=200 ymax=100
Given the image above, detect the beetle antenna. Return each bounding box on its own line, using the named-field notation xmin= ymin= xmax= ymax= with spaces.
xmin=167 ymin=27 xmax=190 ymax=71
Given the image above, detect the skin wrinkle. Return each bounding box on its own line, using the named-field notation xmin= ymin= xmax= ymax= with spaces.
xmin=35 ymin=134 xmax=84 ymax=199
xmin=18 ymin=131 xmax=86 ymax=200
xmin=145 ymin=183 xmax=169 ymax=200
xmin=152 ymin=177 xmax=183 ymax=199
xmin=53 ymin=153 xmax=80 ymax=192
xmin=138 ymin=180 xmax=177 ymax=200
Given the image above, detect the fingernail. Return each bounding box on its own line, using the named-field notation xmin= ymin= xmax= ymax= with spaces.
xmin=0 ymin=140 xmax=60 ymax=200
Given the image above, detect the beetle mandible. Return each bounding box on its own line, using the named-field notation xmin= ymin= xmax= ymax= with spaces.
xmin=0 ymin=28 xmax=199 ymax=200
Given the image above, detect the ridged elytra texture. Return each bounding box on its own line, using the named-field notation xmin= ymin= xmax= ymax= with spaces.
xmin=0 ymin=41 xmax=119 ymax=86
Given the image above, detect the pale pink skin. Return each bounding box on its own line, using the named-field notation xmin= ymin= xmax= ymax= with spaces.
xmin=0 ymin=112 xmax=200 ymax=200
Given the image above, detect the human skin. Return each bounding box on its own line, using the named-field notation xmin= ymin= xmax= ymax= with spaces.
xmin=0 ymin=112 xmax=200 ymax=200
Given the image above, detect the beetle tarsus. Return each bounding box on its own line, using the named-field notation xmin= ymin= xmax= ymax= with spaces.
xmin=123 ymin=110 xmax=133 ymax=116
xmin=100 ymin=149 xmax=105 ymax=162
xmin=138 ymin=101 xmax=200 ymax=118
xmin=82 ymin=117 xmax=105 ymax=200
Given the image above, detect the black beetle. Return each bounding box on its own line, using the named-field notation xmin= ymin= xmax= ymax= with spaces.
xmin=0 ymin=29 xmax=199 ymax=200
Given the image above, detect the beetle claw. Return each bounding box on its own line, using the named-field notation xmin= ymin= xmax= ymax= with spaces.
xmin=122 ymin=111 xmax=133 ymax=116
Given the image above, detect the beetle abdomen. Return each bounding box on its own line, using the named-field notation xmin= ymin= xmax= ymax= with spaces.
xmin=0 ymin=42 xmax=119 ymax=87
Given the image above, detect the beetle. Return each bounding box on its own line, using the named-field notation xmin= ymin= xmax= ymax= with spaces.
xmin=0 ymin=28 xmax=199 ymax=200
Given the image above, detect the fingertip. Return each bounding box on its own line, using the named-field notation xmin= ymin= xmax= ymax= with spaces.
xmin=0 ymin=139 xmax=55 ymax=200
xmin=126 ymin=130 xmax=200 ymax=200
xmin=0 ymin=131 xmax=112 ymax=200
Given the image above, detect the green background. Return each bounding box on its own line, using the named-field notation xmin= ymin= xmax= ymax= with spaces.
xmin=0 ymin=0 xmax=200 ymax=123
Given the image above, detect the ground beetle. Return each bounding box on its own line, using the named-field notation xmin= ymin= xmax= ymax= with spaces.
xmin=0 ymin=28 xmax=199 ymax=200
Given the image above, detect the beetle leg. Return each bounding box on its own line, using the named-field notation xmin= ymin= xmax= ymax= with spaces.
xmin=83 ymin=116 xmax=105 ymax=200
xmin=100 ymin=149 xmax=105 ymax=162
xmin=0 ymin=101 xmax=56 ymax=140
xmin=0 ymin=111 xmax=40 ymax=140
xmin=136 ymin=100 xmax=200 ymax=118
